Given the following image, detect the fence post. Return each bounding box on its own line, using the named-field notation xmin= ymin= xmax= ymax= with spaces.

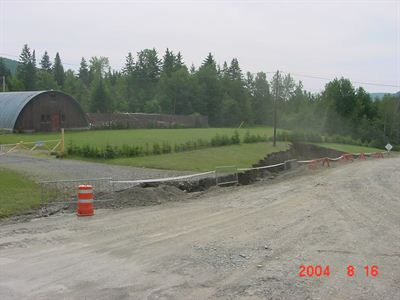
xmin=40 ymin=182 xmax=44 ymax=206
xmin=61 ymin=128 xmax=65 ymax=155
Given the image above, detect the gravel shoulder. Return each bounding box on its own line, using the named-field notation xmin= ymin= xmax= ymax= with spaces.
xmin=0 ymin=156 xmax=399 ymax=299
xmin=0 ymin=152 xmax=193 ymax=182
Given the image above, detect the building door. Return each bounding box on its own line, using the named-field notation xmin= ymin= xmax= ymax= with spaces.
xmin=51 ymin=113 xmax=60 ymax=131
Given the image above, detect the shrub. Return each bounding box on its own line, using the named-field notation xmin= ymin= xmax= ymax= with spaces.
xmin=211 ymin=134 xmax=232 ymax=146
xmin=152 ymin=143 xmax=161 ymax=155
xmin=244 ymin=130 xmax=267 ymax=143
xmin=161 ymin=142 xmax=172 ymax=154
xmin=104 ymin=143 xmax=115 ymax=159
xmin=231 ymin=130 xmax=240 ymax=144
xmin=144 ymin=143 xmax=150 ymax=156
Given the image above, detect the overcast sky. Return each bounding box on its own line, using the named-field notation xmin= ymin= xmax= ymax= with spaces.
xmin=1 ymin=0 xmax=399 ymax=93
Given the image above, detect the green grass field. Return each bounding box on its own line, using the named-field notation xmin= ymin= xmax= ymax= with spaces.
xmin=0 ymin=127 xmax=283 ymax=147
xmin=315 ymin=143 xmax=384 ymax=154
xmin=108 ymin=142 xmax=290 ymax=171
xmin=0 ymin=168 xmax=41 ymax=218
xmin=105 ymin=142 xmax=382 ymax=171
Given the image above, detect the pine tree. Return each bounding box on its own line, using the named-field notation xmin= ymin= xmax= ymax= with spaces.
xmin=32 ymin=50 xmax=37 ymax=71
xmin=78 ymin=57 xmax=90 ymax=85
xmin=0 ymin=58 xmax=11 ymax=91
xmin=135 ymin=48 xmax=161 ymax=80
xmin=90 ymin=77 xmax=112 ymax=113
xmin=123 ymin=52 xmax=135 ymax=75
xmin=245 ymin=72 xmax=255 ymax=95
xmin=40 ymin=51 xmax=52 ymax=72
xmin=174 ymin=52 xmax=184 ymax=71
xmin=201 ymin=53 xmax=217 ymax=70
xmin=189 ymin=64 xmax=196 ymax=74
xmin=53 ymin=52 xmax=65 ymax=87
xmin=162 ymin=48 xmax=175 ymax=76
xmin=16 ymin=44 xmax=36 ymax=90
xmin=221 ymin=61 xmax=229 ymax=78
xmin=196 ymin=54 xmax=222 ymax=124
xmin=227 ymin=58 xmax=242 ymax=81
xmin=0 ymin=58 xmax=11 ymax=79
xmin=252 ymin=72 xmax=272 ymax=124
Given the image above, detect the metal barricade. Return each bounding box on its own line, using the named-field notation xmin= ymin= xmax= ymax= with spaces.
xmin=40 ymin=177 xmax=113 ymax=207
xmin=215 ymin=165 xmax=238 ymax=186
xmin=0 ymin=138 xmax=62 ymax=157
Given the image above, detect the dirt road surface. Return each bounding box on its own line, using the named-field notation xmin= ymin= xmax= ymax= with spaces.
xmin=0 ymin=153 xmax=191 ymax=181
xmin=0 ymin=156 xmax=399 ymax=299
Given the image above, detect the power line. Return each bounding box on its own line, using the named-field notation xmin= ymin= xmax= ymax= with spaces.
xmin=280 ymin=70 xmax=400 ymax=88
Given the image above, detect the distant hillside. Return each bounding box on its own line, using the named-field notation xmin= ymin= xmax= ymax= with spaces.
xmin=370 ymin=93 xmax=387 ymax=100
xmin=369 ymin=92 xmax=400 ymax=100
xmin=0 ymin=57 xmax=19 ymax=75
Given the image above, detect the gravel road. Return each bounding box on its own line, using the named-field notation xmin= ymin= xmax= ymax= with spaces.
xmin=0 ymin=156 xmax=399 ymax=299
xmin=0 ymin=153 xmax=192 ymax=181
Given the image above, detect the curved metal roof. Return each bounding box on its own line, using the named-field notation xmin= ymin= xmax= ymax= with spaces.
xmin=0 ymin=91 xmax=47 ymax=130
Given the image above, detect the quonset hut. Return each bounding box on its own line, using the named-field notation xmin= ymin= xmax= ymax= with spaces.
xmin=0 ymin=91 xmax=88 ymax=132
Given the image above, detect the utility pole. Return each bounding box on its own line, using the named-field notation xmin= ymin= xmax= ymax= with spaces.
xmin=273 ymin=70 xmax=279 ymax=147
xmin=2 ymin=76 xmax=5 ymax=92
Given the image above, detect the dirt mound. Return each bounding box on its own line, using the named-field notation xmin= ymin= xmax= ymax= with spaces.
xmin=254 ymin=142 xmax=344 ymax=168
xmin=239 ymin=143 xmax=345 ymax=185
xmin=111 ymin=184 xmax=187 ymax=207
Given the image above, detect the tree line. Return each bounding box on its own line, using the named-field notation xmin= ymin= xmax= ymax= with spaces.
xmin=0 ymin=44 xmax=399 ymax=147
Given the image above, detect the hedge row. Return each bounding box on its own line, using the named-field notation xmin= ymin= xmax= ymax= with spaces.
xmin=66 ymin=131 xmax=243 ymax=159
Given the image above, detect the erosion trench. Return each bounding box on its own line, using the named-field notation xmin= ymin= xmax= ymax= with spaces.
xmin=0 ymin=145 xmax=399 ymax=299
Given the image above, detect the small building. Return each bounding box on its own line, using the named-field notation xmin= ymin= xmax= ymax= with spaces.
xmin=0 ymin=90 xmax=88 ymax=132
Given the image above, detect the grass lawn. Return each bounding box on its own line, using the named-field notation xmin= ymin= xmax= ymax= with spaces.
xmin=315 ymin=143 xmax=384 ymax=154
xmin=0 ymin=168 xmax=41 ymax=218
xmin=0 ymin=127 xmax=284 ymax=147
xmin=91 ymin=142 xmax=290 ymax=171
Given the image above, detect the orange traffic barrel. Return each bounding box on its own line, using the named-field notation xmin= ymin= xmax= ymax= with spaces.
xmin=77 ymin=185 xmax=94 ymax=216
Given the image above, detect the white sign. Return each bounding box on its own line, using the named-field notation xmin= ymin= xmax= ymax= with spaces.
xmin=35 ymin=141 xmax=45 ymax=147
xmin=385 ymin=143 xmax=393 ymax=151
